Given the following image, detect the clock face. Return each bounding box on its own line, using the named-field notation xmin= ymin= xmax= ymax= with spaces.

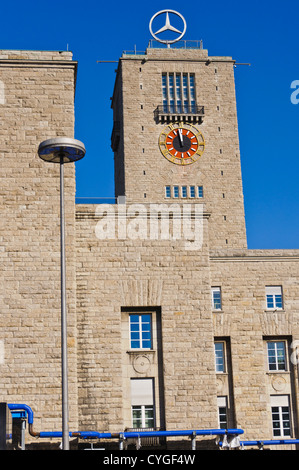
xmin=159 ymin=123 xmax=205 ymax=165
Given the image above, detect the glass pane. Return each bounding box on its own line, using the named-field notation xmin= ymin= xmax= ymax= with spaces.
xmin=267 ymin=295 xmax=274 ymax=308
xmin=275 ymin=295 xmax=282 ymax=308
xmin=144 ymin=406 xmax=154 ymax=428
xmin=197 ymin=186 xmax=203 ymax=198
xmin=132 ymin=407 xmax=142 ymax=428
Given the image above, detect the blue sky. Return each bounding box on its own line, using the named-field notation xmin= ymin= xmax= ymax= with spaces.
xmin=1 ymin=0 xmax=298 ymax=249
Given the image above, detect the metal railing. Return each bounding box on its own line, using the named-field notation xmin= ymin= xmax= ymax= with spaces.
xmin=154 ymin=104 xmax=204 ymax=123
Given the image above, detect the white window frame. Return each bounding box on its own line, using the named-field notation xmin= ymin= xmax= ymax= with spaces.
xmin=271 ymin=395 xmax=292 ymax=437
xmin=131 ymin=378 xmax=155 ymax=429
xmin=197 ymin=185 xmax=203 ymax=198
xmin=173 ymin=185 xmax=179 ymax=198
xmin=265 ymin=286 xmax=283 ymax=310
xmin=212 ymin=287 xmax=222 ymax=310
xmin=267 ymin=340 xmax=287 ymax=372
xmin=217 ymin=396 xmax=228 ymax=429
xmin=129 ymin=314 xmax=152 ymax=350
xmin=165 ymin=186 xmax=171 ymax=198
xmin=215 ymin=341 xmax=226 ymax=373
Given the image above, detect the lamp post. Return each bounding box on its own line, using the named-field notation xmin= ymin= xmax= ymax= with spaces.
xmin=38 ymin=138 xmax=86 ymax=450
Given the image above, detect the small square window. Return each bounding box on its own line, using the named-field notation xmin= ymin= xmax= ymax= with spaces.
xmin=265 ymin=286 xmax=283 ymax=310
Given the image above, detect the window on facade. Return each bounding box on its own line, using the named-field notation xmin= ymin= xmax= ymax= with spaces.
xmin=165 ymin=186 xmax=171 ymax=198
xmin=271 ymin=395 xmax=291 ymax=437
xmin=131 ymin=379 xmax=155 ymax=429
xmin=215 ymin=341 xmax=225 ymax=373
xmin=190 ymin=186 xmax=195 ymax=198
xmin=173 ymin=186 xmax=179 ymax=198
xmin=267 ymin=341 xmax=287 ymax=371
xmin=212 ymin=287 xmax=222 ymax=310
xmin=266 ymin=286 xmax=283 ymax=310
xmin=162 ymin=73 xmax=196 ymax=113
xmin=129 ymin=314 xmax=152 ymax=349
xmin=217 ymin=396 xmax=228 ymax=429
xmin=197 ymin=186 xmax=203 ymax=198
xmin=182 ymin=186 xmax=187 ymax=198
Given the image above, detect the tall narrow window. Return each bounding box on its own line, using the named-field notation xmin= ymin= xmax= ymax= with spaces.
xmin=131 ymin=379 xmax=155 ymax=429
xmin=183 ymin=73 xmax=188 ymax=113
xmin=267 ymin=341 xmax=287 ymax=371
xmin=168 ymin=73 xmax=174 ymax=113
xmin=212 ymin=287 xmax=222 ymax=310
xmin=182 ymin=186 xmax=187 ymax=198
xmin=266 ymin=286 xmax=283 ymax=309
xmin=190 ymin=186 xmax=195 ymax=198
xmin=217 ymin=397 xmax=228 ymax=429
xmin=165 ymin=186 xmax=171 ymax=198
xmin=189 ymin=74 xmax=196 ymax=113
xmin=129 ymin=314 xmax=152 ymax=349
xmin=215 ymin=342 xmax=225 ymax=372
xmin=197 ymin=186 xmax=203 ymax=198
xmin=162 ymin=74 xmax=167 ymax=113
xmin=271 ymin=395 xmax=291 ymax=437
xmin=176 ymin=74 xmax=182 ymax=113
xmin=173 ymin=186 xmax=179 ymax=198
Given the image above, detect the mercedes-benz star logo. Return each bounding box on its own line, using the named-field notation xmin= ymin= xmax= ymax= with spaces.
xmin=149 ymin=10 xmax=187 ymax=45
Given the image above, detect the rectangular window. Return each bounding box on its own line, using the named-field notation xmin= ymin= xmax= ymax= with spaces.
xmin=190 ymin=186 xmax=195 ymax=198
xmin=173 ymin=186 xmax=179 ymax=198
xmin=212 ymin=287 xmax=222 ymax=310
xmin=271 ymin=395 xmax=291 ymax=437
xmin=161 ymin=73 xmax=196 ymax=114
xmin=266 ymin=286 xmax=283 ymax=310
xmin=182 ymin=186 xmax=187 ymax=198
xmin=217 ymin=396 xmax=228 ymax=429
xmin=215 ymin=342 xmax=225 ymax=372
xmin=165 ymin=186 xmax=171 ymax=198
xmin=129 ymin=314 xmax=152 ymax=349
xmin=197 ymin=186 xmax=203 ymax=198
xmin=131 ymin=378 xmax=155 ymax=428
xmin=267 ymin=341 xmax=287 ymax=371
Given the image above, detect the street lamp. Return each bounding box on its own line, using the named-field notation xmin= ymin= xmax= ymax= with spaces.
xmin=38 ymin=137 xmax=86 ymax=450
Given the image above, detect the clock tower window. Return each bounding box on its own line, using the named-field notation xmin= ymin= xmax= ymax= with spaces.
xmin=157 ymin=73 xmax=204 ymax=124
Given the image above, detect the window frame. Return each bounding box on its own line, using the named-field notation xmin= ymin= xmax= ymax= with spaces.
xmin=271 ymin=395 xmax=292 ymax=438
xmin=130 ymin=378 xmax=156 ymax=429
xmin=129 ymin=313 xmax=152 ymax=350
xmin=217 ymin=396 xmax=228 ymax=429
xmin=215 ymin=341 xmax=226 ymax=373
xmin=267 ymin=340 xmax=287 ymax=372
xmin=162 ymin=72 xmax=196 ymax=114
xmin=212 ymin=286 xmax=222 ymax=311
xmin=265 ymin=286 xmax=283 ymax=310
xmin=132 ymin=405 xmax=155 ymax=429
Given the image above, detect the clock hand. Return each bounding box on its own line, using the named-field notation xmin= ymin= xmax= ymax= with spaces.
xmin=178 ymin=128 xmax=184 ymax=147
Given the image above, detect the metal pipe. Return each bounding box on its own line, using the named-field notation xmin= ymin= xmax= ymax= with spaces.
xmin=8 ymin=404 xmax=244 ymax=441
xmin=60 ymin=157 xmax=70 ymax=451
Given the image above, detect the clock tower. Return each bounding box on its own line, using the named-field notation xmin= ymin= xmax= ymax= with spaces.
xmin=111 ymin=13 xmax=247 ymax=250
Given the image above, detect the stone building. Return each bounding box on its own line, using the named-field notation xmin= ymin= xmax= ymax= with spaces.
xmin=0 ymin=37 xmax=298 ymax=450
